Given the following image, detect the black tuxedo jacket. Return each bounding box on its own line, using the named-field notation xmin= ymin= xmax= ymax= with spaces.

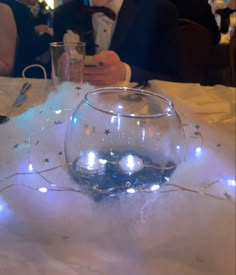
xmin=53 ymin=0 xmax=180 ymax=82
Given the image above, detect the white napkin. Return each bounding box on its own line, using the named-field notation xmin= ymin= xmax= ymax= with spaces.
xmin=149 ymin=80 xmax=234 ymax=114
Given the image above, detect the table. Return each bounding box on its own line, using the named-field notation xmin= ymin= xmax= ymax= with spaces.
xmin=0 ymin=77 xmax=235 ymax=275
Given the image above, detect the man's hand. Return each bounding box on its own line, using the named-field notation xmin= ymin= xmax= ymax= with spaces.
xmin=84 ymin=50 xmax=126 ymax=86
xmin=35 ymin=24 xmax=53 ymax=36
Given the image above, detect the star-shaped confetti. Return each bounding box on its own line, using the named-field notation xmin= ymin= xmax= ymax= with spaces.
xmin=54 ymin=120 xmax=62 ymax=125
xmin=35 ymin=140 xmax=39 ymax=145
xmin=12 ymin=144 xmax=20 ymax=149
xmin=43 ymin=158 xmax=50 ymax=164
xmin=104 ymin=129 xmax=111 ymax=135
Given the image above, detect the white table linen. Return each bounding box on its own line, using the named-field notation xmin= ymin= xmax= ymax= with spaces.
xmin=0 ymin=77 xmax=235 ymax=275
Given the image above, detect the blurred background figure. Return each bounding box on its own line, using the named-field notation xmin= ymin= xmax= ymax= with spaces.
xmin=207 ymin=0 xmax=236 ymax=86
xmin=209 ymin=0 xmax=236 ymax=9
xmin=19 ymin=0 xmax=54 ymax=69
xmin=229 ymin=0 xmax=236 ymax=8
xmin=209 ymin=0 xmax=235 ymax=33
xmin=209 ymin=0 xmax=225 ymax=12
xmin=0 ymin=0 xmax=53 ymax=78
xmin=20 ymin=0 xmax=53 ymax=28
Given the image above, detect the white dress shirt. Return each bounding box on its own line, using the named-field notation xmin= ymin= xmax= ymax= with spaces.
xmin=90 ymin=0 xmax=123 ymax=53
xmin=89 ymin=0 xmax=131 ymax=81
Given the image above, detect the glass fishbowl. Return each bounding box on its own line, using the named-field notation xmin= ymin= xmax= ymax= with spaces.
xmin=64 ymin=87 xmax=185 ymax=196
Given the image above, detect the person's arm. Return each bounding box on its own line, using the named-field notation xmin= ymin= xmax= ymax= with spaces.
xmin=35 ymin=24 xmax=54 ymax=36
xmin=0 ymin=4 xmax=17 ymax=76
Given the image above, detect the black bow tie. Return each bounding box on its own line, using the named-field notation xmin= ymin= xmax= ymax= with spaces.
xmin=84 ymin=6 xmax=116 ymax=21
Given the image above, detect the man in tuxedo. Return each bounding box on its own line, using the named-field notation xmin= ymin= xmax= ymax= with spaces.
xmin=53 ymin=0 xmax=180 ymax=85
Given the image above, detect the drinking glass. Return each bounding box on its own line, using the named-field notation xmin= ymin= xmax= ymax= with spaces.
xmin=50 ymin=42 xmax=85 ymax=89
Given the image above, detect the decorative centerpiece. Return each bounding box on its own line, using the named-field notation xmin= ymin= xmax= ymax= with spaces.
xmin=64 ymin=87 xmax=185 ymax=196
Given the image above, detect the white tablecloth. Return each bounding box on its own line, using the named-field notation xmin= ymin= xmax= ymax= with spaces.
xmin=0 ymin=77 xmax=235 ymax=275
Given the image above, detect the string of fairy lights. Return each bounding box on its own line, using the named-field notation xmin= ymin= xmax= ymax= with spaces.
xmin=0 ymin=79 xmax=235 ymax=202
xmin=0 ymin=116 xmax=235 ymax=202
xmin=0 ymin=165 xmax=234 ymax=202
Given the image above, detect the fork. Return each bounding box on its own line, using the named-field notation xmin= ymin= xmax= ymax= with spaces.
xmin=13 ymin=82 xmax=32 ymax=107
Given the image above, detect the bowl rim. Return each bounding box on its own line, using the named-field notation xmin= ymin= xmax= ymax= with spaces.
xmin=84 ymin=86 xmax=176 ymax=118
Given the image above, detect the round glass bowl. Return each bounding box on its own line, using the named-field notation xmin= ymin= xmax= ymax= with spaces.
xmin=65 ymin=87 xmax=185 ymax=196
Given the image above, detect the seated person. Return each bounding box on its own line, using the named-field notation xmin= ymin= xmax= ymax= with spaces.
xmin=53 ymin=0 xmax=180 ymax=86
xmin=0 ymin=0 xmax=53 ymax=78
xmin=208 ymin=0 xmax=225 ymax=12
xmin=29 ymin=0 xmax=53 ymax=26
xmin=19 ymin=0 xmax=54 ymax=67
xmin=20 ymin=0 xmax=53 ymax=31
xmin=171 ymin=0 xmax=221 ymax=45
xmin=0 ymin=3 xmax=16 ymax=76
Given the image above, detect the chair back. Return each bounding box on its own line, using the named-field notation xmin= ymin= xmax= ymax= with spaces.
xmin=177 ymin=18 xmax=212 ymax=84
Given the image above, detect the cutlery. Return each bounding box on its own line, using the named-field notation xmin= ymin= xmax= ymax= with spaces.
xmin=13 ymin=82 xmax=31 ymax=107
xmin=120 ymin=81 xmax=149 ymax=102
xmin=132 ymin=80 xmax=148 ymax=89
